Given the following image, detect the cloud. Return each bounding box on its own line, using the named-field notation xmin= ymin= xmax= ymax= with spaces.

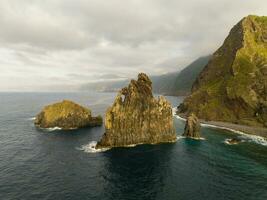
xmin=0 ymin=0 xmax=267 ymax=91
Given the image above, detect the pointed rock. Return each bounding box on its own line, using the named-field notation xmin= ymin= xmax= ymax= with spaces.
xmin=96 ymin=73 xmax=176 ymax=148
xmin=183 ymin=113 xmax=201 ymax=139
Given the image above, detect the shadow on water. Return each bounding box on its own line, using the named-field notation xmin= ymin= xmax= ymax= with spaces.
xmin=99 ymin=143 xmax=176 ymax=200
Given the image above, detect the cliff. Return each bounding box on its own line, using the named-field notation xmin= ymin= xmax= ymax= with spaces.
xmin=178 ymin=15 xmax=267 ymax=127
xmin=35 ymin=100 xmax=102 ymax=130
xmin=96 ymin=73 xmax=176 ymax=148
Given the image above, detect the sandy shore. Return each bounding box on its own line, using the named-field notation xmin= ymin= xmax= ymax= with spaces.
xmin=176 ymin=113 xmax=267 ymax=138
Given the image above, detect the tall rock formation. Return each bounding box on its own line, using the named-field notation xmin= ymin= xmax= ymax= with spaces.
xmin=96 ymin=73 xmax=176 ymax=148
xmin=178 ymin=15 xmax=267 ymax=127
xmin=183 ymin=113 xmax=201 ymax=139
xmin=35 ymin=100 xmax=102 ymax=130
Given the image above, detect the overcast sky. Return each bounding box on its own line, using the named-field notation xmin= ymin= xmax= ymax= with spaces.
xmin=0 ymin=0 xmax=266 ymax=91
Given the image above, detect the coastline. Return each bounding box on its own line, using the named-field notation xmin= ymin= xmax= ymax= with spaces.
xmin=200 ymin=120 xmax=267 ymax=138
xmin=175 ymin=112 xmax=267 ymax=139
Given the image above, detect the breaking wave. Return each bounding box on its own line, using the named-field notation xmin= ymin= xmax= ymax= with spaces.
xmin=27 ymin=117 xmax=36 ymax=121
xmin=38 ymin=127 xmax=62 ymax=132
xmin=78 ymin=141 xmax=110 ymax=153
xmin=174 ymin=112 xmax=267 ymax=147
xmin=176 ymin=135 xmax=185 ymax=140
xmin=238 ymin=134 xmax=267 ymax=146
xmin=224 ymin=138 xmax=245 ymax=145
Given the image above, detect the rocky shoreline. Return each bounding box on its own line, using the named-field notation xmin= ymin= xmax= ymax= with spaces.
xmin=177 ymin=113 xmax=267 ymax=138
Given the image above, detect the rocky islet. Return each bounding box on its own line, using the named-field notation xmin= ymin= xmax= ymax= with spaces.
xmin=34 ymin=100 xmax=102 ymax=130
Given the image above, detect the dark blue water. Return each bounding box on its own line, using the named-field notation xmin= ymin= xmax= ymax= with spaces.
xmin=0 ymin=92 xmax=267 ymax=200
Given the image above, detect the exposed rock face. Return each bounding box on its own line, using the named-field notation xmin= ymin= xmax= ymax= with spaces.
xmin=96 ymin=73 xmax=176 ymax=148
xmin=178 ymin=15 xmax=267 ymax=127
xmin=34 ymin=100 xmax=102 ymax=130
xmin=183 ymin=113 xmax=201 ymax=138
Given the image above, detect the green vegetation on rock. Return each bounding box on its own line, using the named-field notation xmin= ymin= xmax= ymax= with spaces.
xmin=178 ymin=15 xmax=267 ymax=127
xmin=96 ymin=73 xmax=176 ymax=149
xmin=35 ymin=100 xmax=102 ymax=130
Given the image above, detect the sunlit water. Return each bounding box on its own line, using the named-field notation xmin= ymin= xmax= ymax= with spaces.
xmin=0 ymin=92 xmax=266 ymax=200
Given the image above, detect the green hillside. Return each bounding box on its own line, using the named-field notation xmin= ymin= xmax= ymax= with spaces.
xmin=178 ymin=15 xmax=267 ymax=127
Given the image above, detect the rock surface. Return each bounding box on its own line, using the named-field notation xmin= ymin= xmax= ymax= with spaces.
xmin=96 ymin=73 xmax=176 ymax=148
xmin=34 ymin=100 xmax=102 ymax=130
xmin=178 ymin=15 xmax=267 ymax=127
xmin=225 ymin=138 xmax=242 ymax=145
xmin=183 ymin=113 xmax=201 ymax=138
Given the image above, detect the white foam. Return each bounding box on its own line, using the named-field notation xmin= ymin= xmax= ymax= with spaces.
xmin=27 ymin=117 xmax=36 ymax=121
xmin=78 ymin=141 xmax=110 ymax=153
xmin=176 ymin=135 xmax=185 ymax=140
xmin=174 ymin=113 xmax=267 ymax=147
xmin=124 ymin=144 xmax=138 ymax=147
xmin=224 ymin=138 xmax=244 ymax=145
xmin=239 ymin=134 xmax=267 ymax=146
xmin=201 ymin=123 xmax=267 ymax=146
xmin=42 ymin=127 xmax=62 ymax=132
xmin=172 ymin=107 xmax=177 ymax=116
xmin=201 ymin=123 xmax=244 ymax=135
xmin=175 ymin=115 xmax=186 ymax=121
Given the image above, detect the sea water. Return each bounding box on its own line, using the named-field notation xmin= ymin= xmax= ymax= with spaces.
xmin=0 ymin=92 xmax=266 ymax=200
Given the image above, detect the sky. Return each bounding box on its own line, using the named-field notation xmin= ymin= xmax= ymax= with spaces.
xmin=0 ymin=0 xmax=266 ymax=91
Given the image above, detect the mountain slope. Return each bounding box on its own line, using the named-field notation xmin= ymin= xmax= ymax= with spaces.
xmin=81 ymin=56 xmax=210 ymax=96
xmin=169 ymin=56 xmax=210 ymax=95
xmin=178 ymin=15 xmax=267 ymax=127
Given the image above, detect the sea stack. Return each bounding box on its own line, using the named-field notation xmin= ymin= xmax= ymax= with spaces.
xmin=178 ymin=15 xmax=267 ymax=127
xmin=96 ymin=73 xmax=176 ymax=148
xmin=183 ymin=113 xmax=201 ymax=139
xmin=34 ymin=100 xmax=102 ymax=130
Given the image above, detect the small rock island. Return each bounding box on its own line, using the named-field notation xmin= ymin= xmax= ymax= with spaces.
xmin=225 ymin=138 xmax=242 ymax=145
xmin=183 ymin=113 xmax=201 ymax=139
xmin=34 ymin=100 xmax=102 ymax=130
xmin=96 ymin=73 xmax=176 ymax=149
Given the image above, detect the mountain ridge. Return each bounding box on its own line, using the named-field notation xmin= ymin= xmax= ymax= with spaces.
xmin=178 ymin=15 xmax=267 ymax=127
xmin=81 ymin=55 xmax=210 ymax=96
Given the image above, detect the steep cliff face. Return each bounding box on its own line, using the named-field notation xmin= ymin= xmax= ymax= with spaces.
xmin=178 ymin=15 xmax=267 ymax=127
xmin=35 ymin=100 xmax=102 ymax=130
xmin=183 ymin=113 xmax=201 ymax=139
xmin=96 ymin=73 xmax=176 ymax=148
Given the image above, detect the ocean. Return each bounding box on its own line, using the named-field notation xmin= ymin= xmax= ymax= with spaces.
xmin=0 ymin=92 xmax=266 ymax=200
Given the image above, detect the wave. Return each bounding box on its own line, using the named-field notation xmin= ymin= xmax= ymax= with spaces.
xmin=172 ymin=107 xmax=177 ymax=116
xmin=239 ymin=134 xmax=267 ymax=146
xmin=27 ymin=117 xmax=36 ymax=121
xmin=201 ymin=123 xmax=267 ymax=146
xmin=78 ymin=141 xmax=110 ymax=153
xmin=177 ymin=135 xmax=185 ymax=140
xmin=174 ymin=112 xmax=267 ymax=146
xmin=176 ymin=135 xmax=205 ymax=141
xmin=79 ymin=138 xmax=182 ymax=153
xmin=201 ymin=123 xmax=244 ymax=134
xmin=39 ymin=126 xmax=62 ymax=132
xmin=224 ymin=138 xmax=245 ymax=145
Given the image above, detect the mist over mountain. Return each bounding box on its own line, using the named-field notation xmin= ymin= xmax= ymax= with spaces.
xmin=81 ymin=55 xmax=210 ymax=95
xmin=152 ymin=55 xmax=211 ymax=95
